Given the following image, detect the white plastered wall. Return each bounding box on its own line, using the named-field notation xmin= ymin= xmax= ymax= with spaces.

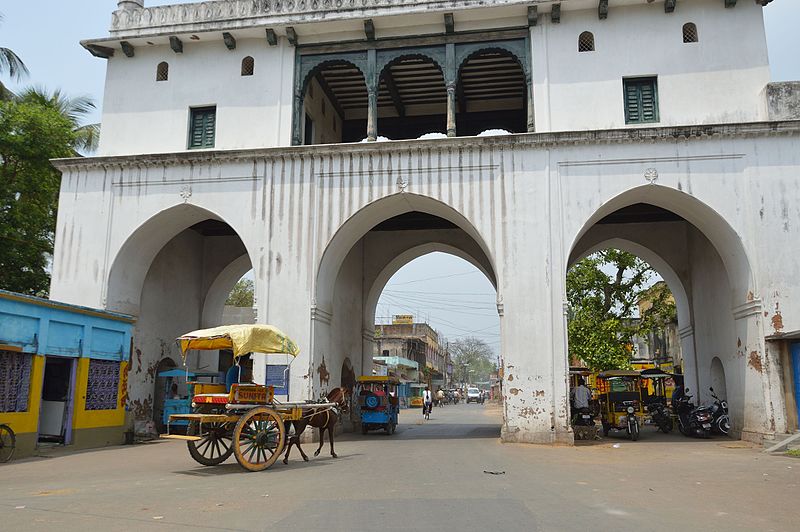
xmin=531 ymin=0 xmax=770 ymax=132
xmin=51 ymin=126 xmax=800 ymax=443
xmin=98 ymin=38 xmax=295 ymax=155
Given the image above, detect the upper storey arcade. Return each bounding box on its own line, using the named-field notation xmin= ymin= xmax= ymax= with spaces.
xmin=86 ymin=0 xmax=778 ymax=156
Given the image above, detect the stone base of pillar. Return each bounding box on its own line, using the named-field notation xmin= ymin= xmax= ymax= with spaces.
xmin=501 ymin=425 xmax=574 ymax=445
xmin=740 ymin=428 xmax=771 ymax=445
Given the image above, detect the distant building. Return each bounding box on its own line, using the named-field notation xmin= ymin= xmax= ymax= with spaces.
xmin=632 ymin=281 xmax=683 ymax=369
xmin=375 ymin=317 xmax=450 ymax=386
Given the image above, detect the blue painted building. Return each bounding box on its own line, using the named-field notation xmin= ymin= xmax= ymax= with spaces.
xmin=0 ymin=290 xmax=134 ymax=457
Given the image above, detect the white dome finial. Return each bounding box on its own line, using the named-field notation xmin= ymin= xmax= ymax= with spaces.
xmin=117 ymin=0 xmax=144 ymax=10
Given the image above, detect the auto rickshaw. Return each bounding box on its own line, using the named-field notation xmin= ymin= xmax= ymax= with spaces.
xmin=355 ymin=375 xmax=400 ymax=434
xmin=640 ymin=367 xmax=675 ymax=433
xmin=596 ymin=370 xmax=646 ymax=440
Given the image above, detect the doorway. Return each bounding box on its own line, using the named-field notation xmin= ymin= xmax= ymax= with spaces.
xmin=38 ymin=356 xmax=76 ymax=444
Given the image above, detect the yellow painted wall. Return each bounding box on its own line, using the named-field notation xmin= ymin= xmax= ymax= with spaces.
xmin=0 ymin=355 xmax=45 ymax=435
xmin=71 ymin=360 xmax=128 ymax=430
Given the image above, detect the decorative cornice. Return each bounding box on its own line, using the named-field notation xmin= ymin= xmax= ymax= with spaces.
xmin=362 ymin=328 xmax=376 ymax=342
xmin=109 ymin=0 xmax=540 ymax=36
xmin=52 ymin=120 xmax=800 ymax=172
xmin=732 ymin=298 xmax=763 ymax=321
xmin=310 ymin=305 xmax=332 ymax=325
xmin=678 ymin=325 xmax=694 ymax=340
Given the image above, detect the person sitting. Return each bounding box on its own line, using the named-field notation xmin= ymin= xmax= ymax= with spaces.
xmin=571 ymin=378 xmax=592 ymax=414
xmin=225 ymin=359 xmax=242 ymax=393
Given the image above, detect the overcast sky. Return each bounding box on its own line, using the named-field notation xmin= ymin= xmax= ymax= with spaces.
xmin=2 ymin=1 xmax=798 ymax=356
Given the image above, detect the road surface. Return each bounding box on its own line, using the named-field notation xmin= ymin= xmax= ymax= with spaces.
xmin=0 ymin=403 xmax=797 ymax=531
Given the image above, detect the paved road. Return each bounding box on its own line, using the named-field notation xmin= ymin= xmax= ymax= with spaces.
xmin=1 ymin=403 xmax=797 ymax=531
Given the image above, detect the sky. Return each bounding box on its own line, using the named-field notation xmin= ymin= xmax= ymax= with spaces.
xmin=2 ymin=1 xmax=799 ymax=356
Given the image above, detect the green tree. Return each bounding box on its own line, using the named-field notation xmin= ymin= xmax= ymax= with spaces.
xmin=0 ymin=98 xmax=76 ymax=295
xmin=449 ymin=337 xmax=497 ymax=384
xmin=566 ymin=249 xmax=676 ymax=371
xmin=226 ymin=278 xmax=254 ymax=307
xmin=16 ymin=87 xmax=99 ymax=153
xmin=0 ymin=13 xmax=29 ymax=99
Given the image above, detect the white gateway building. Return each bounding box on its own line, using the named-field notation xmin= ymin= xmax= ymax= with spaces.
xmin=51 ymin=0 xmax=800 ymax=444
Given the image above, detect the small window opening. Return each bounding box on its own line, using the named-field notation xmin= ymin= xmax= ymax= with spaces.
xmin=241 ymin=56 xmax=255 ymax=76
xmin=578 ymin=32 xmax=595 ymax=53
xmin=683 ymin=23 xmax=698 ymax=43
xmin=156 ymin=61 xmax=169 ymax=82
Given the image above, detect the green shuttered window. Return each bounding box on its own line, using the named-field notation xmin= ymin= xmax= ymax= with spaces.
xmin=189 ymin=106 xmax=216 ymax=149
xmin=623 ymin=77 xmax=659 ymax=125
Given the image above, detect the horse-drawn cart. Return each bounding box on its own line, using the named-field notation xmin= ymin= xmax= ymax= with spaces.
xmin=161 ymin=324 xmax=340 ymax=472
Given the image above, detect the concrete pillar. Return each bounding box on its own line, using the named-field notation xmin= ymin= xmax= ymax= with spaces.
xmin=526 ymin=76 xmax=535 ymax=132
xmin=446 ymin=85 xmax=457 ymax=137
xmin=366 ymin=49 xmax=378 ymax=142
xmin=445 ymin=43 xmax=457 ymax=137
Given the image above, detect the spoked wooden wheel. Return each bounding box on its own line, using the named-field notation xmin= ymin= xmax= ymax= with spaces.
xmin=0 ymin=424 xmax=16 ymax=463
xmin=233 ymin=407 xmax=285 ymax=472
xmin=187 ymin=422 xmax=234 ymax=466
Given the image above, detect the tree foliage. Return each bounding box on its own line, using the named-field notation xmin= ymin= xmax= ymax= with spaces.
xmin=0 ymin=13 xmax=28 ymax=98
xmin=226 ymin=278 xmax=254 ymax=307
xmin=449 ymin=337 xmax=497 ymax=384
xmin=15 ymin=87 xmax=99 ymax=153
xmin=0 ymin=98 xmax=76 ymax=295
xmin=566 ymin=249 xmax=677 ymax=371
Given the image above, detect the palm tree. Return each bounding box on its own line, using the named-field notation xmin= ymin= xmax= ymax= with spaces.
xmin=16 ymin=87 xmax=100 ymax=153
xmin=0 ymin=13 xmax=28 ymax=99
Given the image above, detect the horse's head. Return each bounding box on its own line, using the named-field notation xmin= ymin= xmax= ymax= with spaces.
xmin=326 ymin=387 xmax=351 ymax=413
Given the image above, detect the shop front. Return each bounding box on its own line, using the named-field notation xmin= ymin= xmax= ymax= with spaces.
xmin=0 ymin=290 xmax=133 ymax=457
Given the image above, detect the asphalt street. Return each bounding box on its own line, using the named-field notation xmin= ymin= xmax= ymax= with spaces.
xmin=0 ymin=403 xmax=797 ymax=531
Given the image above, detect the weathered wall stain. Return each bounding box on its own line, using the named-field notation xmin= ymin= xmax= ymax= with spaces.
xmin=748 ymin=351 xmax=763 ymax=373
xmin=509 ymin=388 xmax=520 ymax=396
xmin=132 ymin=395 xmax=153 ymax=421
xmin=507 ymin=374 xmax=514 ymax=382
xmin=317 ymin=357 xmax=330 ymax=386
xmin=771 ymin=311 xmax=784 ymax=333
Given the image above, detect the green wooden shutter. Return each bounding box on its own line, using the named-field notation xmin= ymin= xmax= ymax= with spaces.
xmin=189 ymin=107 xmax=216 ymax=149
xmin=624 ymin=78 xmax=658 ymax=125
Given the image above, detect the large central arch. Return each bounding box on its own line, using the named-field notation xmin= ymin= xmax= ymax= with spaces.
xmin=310 ymin=193 xmax=500 ymax=426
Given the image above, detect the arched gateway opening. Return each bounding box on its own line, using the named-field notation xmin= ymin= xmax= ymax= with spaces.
xmin=566 ymin=187 xmax=772 ymax=441
xmin=106 ymin=204 xmax=253 ymax=434
xmin=313 ymin=194 xmax=501 ymax=436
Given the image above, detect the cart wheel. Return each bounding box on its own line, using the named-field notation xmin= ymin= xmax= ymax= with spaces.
xmin=187 ymin=421 xmax=234 ymax=466
xmin=0 ymin=424 xmax=16 ymax=463
xmin=361 ymin=424 xmax=369 ymax=435
xmin=233 ymin=407 xmax=285 ymax=472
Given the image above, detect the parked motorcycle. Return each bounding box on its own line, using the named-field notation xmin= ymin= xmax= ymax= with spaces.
xmin=571 ymin=407 xmax=597 ymax=440
xmin=675 ymin=390 xmax=713 ymax=438
xmin=647 ymin=399 xmax=674 ymax=433
xmin=706 ymin=387 xmax=730 ymax=435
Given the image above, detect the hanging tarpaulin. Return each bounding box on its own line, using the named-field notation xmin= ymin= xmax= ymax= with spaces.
xmin=176 ymin=324 xmax=300 ymax=359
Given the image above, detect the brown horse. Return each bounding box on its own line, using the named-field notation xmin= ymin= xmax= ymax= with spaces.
xmin=282 ymin=387 xmax=350 ymax=464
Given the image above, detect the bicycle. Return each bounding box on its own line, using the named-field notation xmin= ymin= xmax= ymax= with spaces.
xmin=0 ymin=423 xmax=16 ymax=463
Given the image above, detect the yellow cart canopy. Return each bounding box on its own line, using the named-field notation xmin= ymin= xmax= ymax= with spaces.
xmin=177 ymin=324 xmax=300 ymax=359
